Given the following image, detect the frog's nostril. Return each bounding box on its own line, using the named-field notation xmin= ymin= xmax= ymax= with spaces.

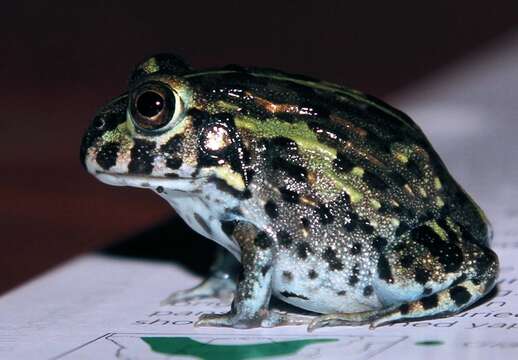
xmin=93 ymin=117 xmax=106 ymax=130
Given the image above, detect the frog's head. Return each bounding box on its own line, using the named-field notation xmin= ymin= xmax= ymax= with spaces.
xmin=80 ymin=54 xmax=250 ymax=196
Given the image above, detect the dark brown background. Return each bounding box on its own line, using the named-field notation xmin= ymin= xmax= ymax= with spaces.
xmin=1 ymin=1 xmax=517 ymax=294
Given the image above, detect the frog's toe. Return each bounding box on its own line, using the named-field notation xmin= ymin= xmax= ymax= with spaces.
xmin=195 ymin=313 xmax=235 ymax=328
xmin=195 ymin=309 xmax=312 ymax=329
xmin=161 ymin=276 xmax=236 ymax=305
xmin=195 ymin=312 xmax=263 ymax=329
xmin=307 ymin=311 xmax=381 ymax=332
xmin=261 ymin=309 xmax=313 ymax=327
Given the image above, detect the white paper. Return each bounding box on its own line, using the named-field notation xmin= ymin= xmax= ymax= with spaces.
xmin=2 ymin=31 xmax=518 ymax=360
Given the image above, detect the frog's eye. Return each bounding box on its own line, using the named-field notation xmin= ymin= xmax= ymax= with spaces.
xmin=201 ymin=124 xmax=233 ymax=155
xmin=129 ymin=82 xmax=182 ymax=130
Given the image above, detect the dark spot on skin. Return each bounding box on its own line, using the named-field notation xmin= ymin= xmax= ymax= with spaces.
xmin=351 ymin=242 xmax=362 ymax=255
xmin=417 ymin=210 xmax=435 ymax=224
xmin=210 ymin=176 xmax=248 ymax=199
xmin=363 ymin=285 xmax=374 ymax=297
xmin=261 ymin=265 xmax=271 ymax=276
xmin=280 ymin=291 xmax=309 ymax=300
xmin=165 ymin=173 xmax=179 ymax=178
xmin=414 ymin=268 xmax=430 ymax=284
xmin=323 ymin=247 xmax=344 ymax=271
xmin=279 ymin=187 xmax=300 ymax=204
xmin=349 ymin=275 xmax=359 ymax=286
xmin=423 ymin=288 xmax=433 ymax=295
xmin=241 ymin=189 xmax=253 ymax=199
xmin=166 ymin=157 xmax=183 ymax=170
xmin=391 ymin=172 xmax=407 ymax=187
xmin=475 ymin=248 xmax=495 ymax=274
xmin=254 ymin=232 xmax=272 ymax=249
xmin=246 ymin=168 xmax=255 ymax=183
xmin=156 ymin=186 xmax=164 ymax=193
xmin=277 ymin=230 xmax=292 ymax=247
xmin=194 ymin=213 xmax=212 ymax=235
xmin=301 ymin=217 xmax=310 ymax=230
xmin=372 ymin=236 xmax=388 ymax=252
xmin=128 ymin=139 xmax=155 ymax=174
xmin=221 ymin=220 xmax=238 ymax=237
xmin=449 ymin=286 xmax=471 ymax=306
xmin=96 ymin=142 xmax=120 ymax=170
xmin=333 ymin=151 xmax=355 ymax=173
xmin=282 ymin=271 xmax=293 ymax=281
xmin=377 ymin=203 xmax=391 ymax=214
xmin=344 ymin=212 xmax=359 ymax=232
xmin=393 ymin=242 xmax=406 ymax=253
xmin=421 ymin=293 xmax=439 ymax=310
xmin=400 ymin=255 xmax=414 ymax=268
xmin=272 ymin=157 xmax=307 ymax=182
xmin=264 ymin=200 xmax=279 ymax=219
xmin=451 ymin=274 xmax=467 ymax=287
xmin=366 ymin=130 xmax=393 ymax=153
xmin=395 ymin=222 xmax=411 ymax=237
xmin=406 ymin=159 xmax=422 ymax=178
xmin=338 ymin=191 xmax=352 ymax=209
xmin=377 ymin=255 xmax=393 ymax=283
xmin=317 ymin=204 xmax=334 ymax=224
xmin=472 ymin=278 xmax=481 ymax=286
xmin=308 ymin=269 xmax=318 ymax=279
xmin=296 ymin=242 xmax=312 ymax=259
xmin=399 ymin=303 xmax=410 ymax=315
xmin=359 ymin=220 xmax=374 ymax=235
xmin=363 ymin=171 xmax=388 ymax=191
xmin=337 ymin=290 xmax=347 ymax=296
xmin=411 ymin=226 xmax=464 ymax=273
xmin=161 ymin=130 xmax=183 ymax=153
xmin=269 ymin=136 xmax=298 ymax=149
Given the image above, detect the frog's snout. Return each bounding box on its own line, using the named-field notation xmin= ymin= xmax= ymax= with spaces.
xmin=80 ymin=98 xmax=128 ymax=172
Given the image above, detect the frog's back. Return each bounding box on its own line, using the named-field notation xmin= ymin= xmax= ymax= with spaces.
xmin=185 ymin=65 xmax=490 ymax=249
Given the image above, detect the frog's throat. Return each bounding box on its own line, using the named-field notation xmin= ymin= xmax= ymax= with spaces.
xmin=95 ymin=172 xmax=207 ymax=192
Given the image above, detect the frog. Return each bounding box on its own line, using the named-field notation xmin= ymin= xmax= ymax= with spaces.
xmin=80 ymin=54 xmax=499 ymax=330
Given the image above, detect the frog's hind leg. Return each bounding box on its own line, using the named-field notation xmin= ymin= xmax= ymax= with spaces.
xmin=369 ymin=276 xmax=495 ymax=328
xmin=161 ymin=248 xmax=240 ymax=305
xmin=308 ymin=276 xmax=494 ymax=331
xmin=309 ymin=223 xmax=499 ymax=331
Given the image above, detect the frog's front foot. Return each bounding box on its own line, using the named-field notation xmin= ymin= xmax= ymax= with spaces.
xmin=161 ymin=275 xmax=236 ymax=305
xmin=195 ymin=309 xmax=312 ymax=329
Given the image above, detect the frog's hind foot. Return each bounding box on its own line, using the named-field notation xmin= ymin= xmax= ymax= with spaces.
xmin=161 ymin=274 xmax=236 ymax=305
xmin=308 ymin=310 xmax=389 ymax=332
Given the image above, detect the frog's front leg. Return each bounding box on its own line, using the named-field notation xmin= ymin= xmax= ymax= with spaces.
xmin=161 ymin=247 xmax=240 ymax=305
xmin=195 ymin=221 xmax=309 ymax=329
xmin=194 ymin=221 xmax=274 ymax=328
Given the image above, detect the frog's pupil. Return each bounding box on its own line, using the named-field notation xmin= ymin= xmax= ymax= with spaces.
xmin=137 ymin=91 xmax=165 ymax=117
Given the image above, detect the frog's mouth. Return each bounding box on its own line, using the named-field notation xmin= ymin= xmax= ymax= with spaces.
xmin=95 ymin=171 xmax=207 ymax=192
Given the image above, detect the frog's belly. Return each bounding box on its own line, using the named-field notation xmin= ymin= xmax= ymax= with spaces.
xmin=272 ymin=254 xmax=382 ymax=314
